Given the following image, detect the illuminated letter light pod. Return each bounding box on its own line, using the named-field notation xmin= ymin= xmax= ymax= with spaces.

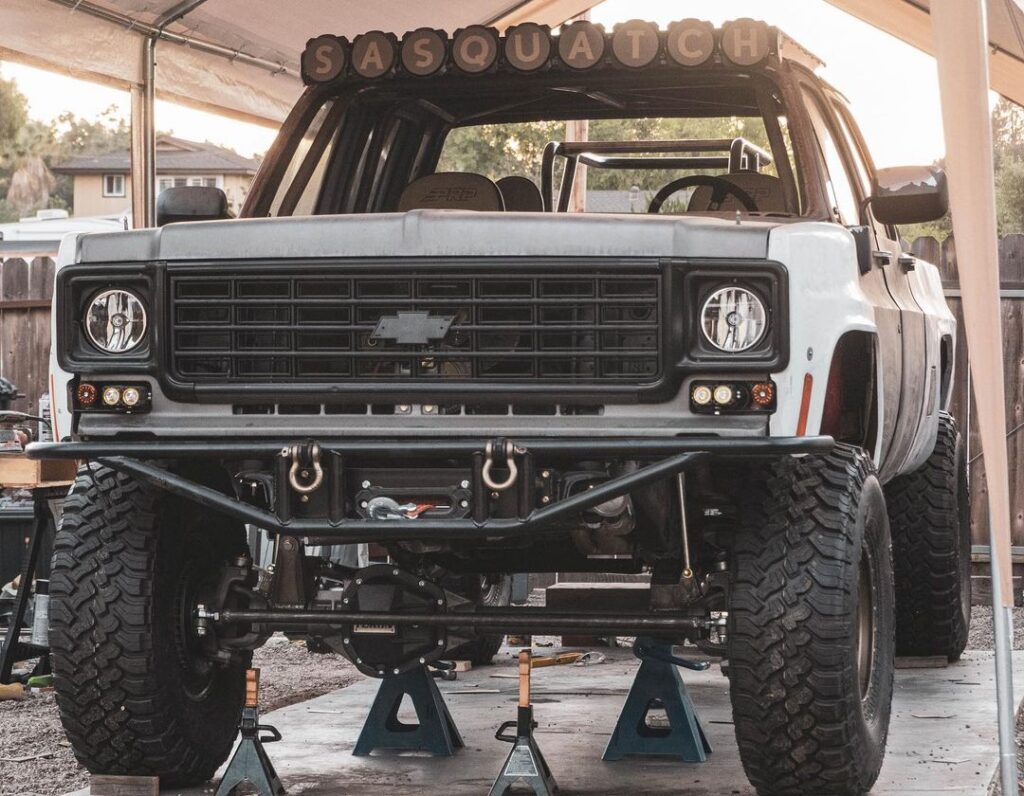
xmin=504 ymin=23 xmax=551 ymax=72
xmin=401 ymin=28 xmax=446 ymax=76
xmin=302 ymin=35 xmax=347 ymax=82
xmin=611 ymin=20 xmax=660 ymax=68
xmin=558 ymin=20 xmax=605 ymax=69
xmin=302 ymin=18 xmax=780 ymax=83
xmin=352 ymin=31 xmax=396 ymax=78
xmin=720 ymin=18 xmax=771 ymax=66
xmin=667 ymin=19 xmax=715 ymax=67
xmin=452 ymin=26 xmax=499 ymax=73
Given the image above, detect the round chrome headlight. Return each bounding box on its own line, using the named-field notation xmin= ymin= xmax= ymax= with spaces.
xmin=700 ymin=286 xmax=767 ymax=352
xmin=84 ymin=289 xmax=147 ymax=353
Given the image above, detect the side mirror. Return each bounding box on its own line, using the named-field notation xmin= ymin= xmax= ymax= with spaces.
xmin=869 ymin=165 xmax=948 ymax=225
xmin=156 ymin=186 xmax=231 ymax=226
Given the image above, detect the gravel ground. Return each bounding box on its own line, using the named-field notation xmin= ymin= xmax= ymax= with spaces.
xmin=966 ymin=606 xmax=1024 ymax=652
xmin=0 ymin=638 xmax=360 ymax=796
xmin=1 ymin=606 xmax=1021 ymax=796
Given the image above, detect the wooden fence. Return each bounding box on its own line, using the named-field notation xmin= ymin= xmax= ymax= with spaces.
xmin=0 ymin=246 xmax=56 ymax=417
xmin=909 ymin=233 xmax=1024 ymax=600
xmin=2 ymin=236 xmax=1023 ymax=571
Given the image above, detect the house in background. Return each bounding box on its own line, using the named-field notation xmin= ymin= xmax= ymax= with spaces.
xmin=52 ymin=136 xmax=259 ymax=217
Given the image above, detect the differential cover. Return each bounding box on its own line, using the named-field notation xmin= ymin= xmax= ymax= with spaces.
xmin=328 ymin=565 xmax=446 ymax=678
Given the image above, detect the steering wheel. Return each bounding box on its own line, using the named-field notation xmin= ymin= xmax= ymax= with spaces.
xmin=648 ymin=175 xmax=758 ymax=214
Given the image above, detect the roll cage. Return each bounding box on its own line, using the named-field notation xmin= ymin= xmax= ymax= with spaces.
xmin=243 ymin=59 xmax=832 ymax=220
xmin=541 ymin=137 xmax=777 ymax=212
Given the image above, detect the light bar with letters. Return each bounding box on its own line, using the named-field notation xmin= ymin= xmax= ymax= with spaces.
xmin=301 ymin=18 xmax=779 ymax=85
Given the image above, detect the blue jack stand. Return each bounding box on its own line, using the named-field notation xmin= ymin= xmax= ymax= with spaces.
xmin=602 ymin=637 xmax=712 ymax=762
xmin=216 ymin=669 xmax=285 ymax=796
xmin=353 ymin=665 xmax=464 ymax=756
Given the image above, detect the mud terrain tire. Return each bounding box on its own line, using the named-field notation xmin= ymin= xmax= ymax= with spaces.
xmin=885 ymin=412 xmax=971 ymax=661
xmin=49 ymin=464 xmax=249 ymax=785
xmin=727 ymin=445 xmax=895 ymax=796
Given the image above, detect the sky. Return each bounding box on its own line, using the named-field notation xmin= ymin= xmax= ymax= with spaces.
xmin=0 ymin=0 xmax=971 ymax=167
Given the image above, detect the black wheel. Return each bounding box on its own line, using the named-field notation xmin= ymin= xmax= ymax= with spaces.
xmin=885 ymin=412 xmax=971 ymax=661
xmin=727 ymin=445 xmax=895 ymax=796
xmin=50 ymin=465 xmax=249 ymax=785
xmin=449 ymin=574 xmax=511 ymax=665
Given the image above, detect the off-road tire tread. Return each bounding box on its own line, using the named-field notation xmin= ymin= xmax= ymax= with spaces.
xmin=727 ymin=444 xmax=894 ymax=796
xmin=49 ymin=464 xmax=244 ymax=785
xmin=885 ymin=412 xmax=970 ymax=661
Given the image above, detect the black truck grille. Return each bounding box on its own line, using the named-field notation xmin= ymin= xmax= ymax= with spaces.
xmin=168 ymin=265 xmax=663 ymax=385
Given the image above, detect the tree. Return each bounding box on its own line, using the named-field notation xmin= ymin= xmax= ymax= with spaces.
xmin=992 ymin=99 xmax=1024 ymax=235
xmin=436 ymin=114 xmax=772 ymax=205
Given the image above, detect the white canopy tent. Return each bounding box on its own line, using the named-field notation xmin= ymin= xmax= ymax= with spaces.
xmin=0 ymin=0 xmax=1019 ymax=789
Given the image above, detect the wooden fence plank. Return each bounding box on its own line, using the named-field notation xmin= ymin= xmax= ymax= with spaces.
xmin=30 ymin=257 xmax=56 ymax=301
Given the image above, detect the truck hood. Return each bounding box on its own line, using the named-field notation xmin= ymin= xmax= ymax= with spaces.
xmin=73 ymin=210 xmax=779 ymax=263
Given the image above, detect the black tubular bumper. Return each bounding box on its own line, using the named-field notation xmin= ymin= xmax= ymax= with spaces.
xmin=26 ymin=436 xmax=833 ymax=543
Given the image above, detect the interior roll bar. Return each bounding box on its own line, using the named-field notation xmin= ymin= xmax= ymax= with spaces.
xmin=540 ymin=137 xmax=773 ymax=212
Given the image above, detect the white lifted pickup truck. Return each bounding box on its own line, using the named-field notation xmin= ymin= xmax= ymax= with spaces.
xmin=34 ymin=17 xmax=968 ymax=796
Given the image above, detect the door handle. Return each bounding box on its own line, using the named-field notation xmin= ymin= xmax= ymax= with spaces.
xmin=898 ymin=255 xmax=916 ymax=271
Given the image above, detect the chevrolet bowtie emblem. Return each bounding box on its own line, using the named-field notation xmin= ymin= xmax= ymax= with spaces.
xmin=371 ymin=312 xmax=455 ymax=345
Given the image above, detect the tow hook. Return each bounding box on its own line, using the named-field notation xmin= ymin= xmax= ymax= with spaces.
xmin=284 ymin=441 xmax=323 ymax=495
xmin=482 ymin=439 xmax=522 ymax=492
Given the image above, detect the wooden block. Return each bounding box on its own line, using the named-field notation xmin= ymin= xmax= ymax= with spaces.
xmin=0 ymin=456 xmax=77 ymax=489
xmin=89 ymin=775 xmax=159 ymax=796
xmin=452 ymin=660 xmax=473 ymax=672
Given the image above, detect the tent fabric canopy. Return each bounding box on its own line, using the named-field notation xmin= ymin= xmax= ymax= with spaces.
xmin=0 ymin=0 xmax=601 ymax=125
xmin=824 ymin=0 xmax=1024 ymax=107
xmin=1 ymin=0 xmax=1021 ymax=123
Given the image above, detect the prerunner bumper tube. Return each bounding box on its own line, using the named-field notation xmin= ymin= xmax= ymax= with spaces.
xmin=26 ymin=435 xmax=832 ymax=544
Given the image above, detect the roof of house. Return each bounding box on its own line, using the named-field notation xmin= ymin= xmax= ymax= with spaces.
xmin=52 ymin=135 xmax=259 ymax=175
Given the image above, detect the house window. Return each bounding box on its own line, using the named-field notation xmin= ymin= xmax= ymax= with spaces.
xmin=103 ymin=174 xmax=125 ymax=197
xmin=156 ymin=175 xmax=224 ymax=194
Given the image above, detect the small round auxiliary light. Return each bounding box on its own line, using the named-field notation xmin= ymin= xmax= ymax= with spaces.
xmin=452 ymin=25 xmax=499 ymax=73
xmin=121 ymin=387 xmax=142 ymax=407
xmin=611 ymin=19 xmax=660 ymax=68
xmin=751 ymin=382 xmax=775 ymax=406
xmin=302 ymin=35 xmax=348 ymax=83
xmin=666 ymin=19 xmax=716 ymax=67
xmin=102 ymin=386 xmax=122 ymax=407
xmin=401 ymin=28 xmax=446 ymax=76
xmin=504 ymin=22 xmax=552 ymax=72
xmin=691 ymin=384 xmax=713 ymax=406
xmin=720 ymin=18 xmax=771 ymax=66
xmin=713 ymin=384 xmax=735 ymax=406
xmin=76 ymin=383 xmax=97 ymax=406
xmin=351 ymin=31 xmax=396 ymax=78
xmin=558 ymin=19 xmax=605 ymax=69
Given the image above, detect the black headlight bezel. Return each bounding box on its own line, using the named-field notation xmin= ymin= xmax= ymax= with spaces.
xmin=673 ymin=262 xmax=787 ymax=371
xmin=57 ymin=263 xmax=161 ymax=370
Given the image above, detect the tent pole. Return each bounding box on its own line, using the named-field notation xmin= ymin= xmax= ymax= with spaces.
xmin=141 ymin=35 xmax=156 ymax=228
xmin=931 ymin=2 xmax=1017 ymax=793
xmin=129 ymin=85 xmax=146 ymax=228
xmin=989 ymin=543 xmax=1018 ymax=790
